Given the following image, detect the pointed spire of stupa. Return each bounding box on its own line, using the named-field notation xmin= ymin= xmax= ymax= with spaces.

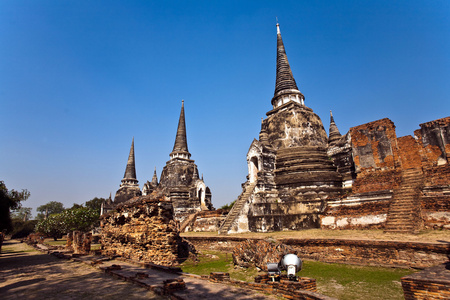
xmin=271 ymin=23 xmax=305 ymax=108
xmin=124 ymin=137 xmax=137 ymax=179
xmin=328 ymin=110 xmax=342 ymax=145
xmin=170 ymin=100 xmax=191 ymax=160
xmin=121 ymin=137 xmax=139 ymax=187
xmin=151 ymin=167 xmax=158 ymax=185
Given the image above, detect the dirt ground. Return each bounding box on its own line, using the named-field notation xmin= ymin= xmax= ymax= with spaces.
xmin=0 ymin=240 xmax=280 ymax=300
xmin=0 ymin=239 xmax=164 ymax=300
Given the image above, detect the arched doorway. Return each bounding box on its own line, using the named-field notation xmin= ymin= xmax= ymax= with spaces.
xmin=249 ymin=156 xmax=259 ymax=183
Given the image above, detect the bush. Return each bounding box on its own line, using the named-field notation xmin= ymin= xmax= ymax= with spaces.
xmin=10 ymin=219 xmax=38 ymax=239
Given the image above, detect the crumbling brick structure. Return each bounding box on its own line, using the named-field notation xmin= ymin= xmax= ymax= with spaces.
xmin=101 ymin=192 xmax=187 ymax=266
xmin=325 ymin=116 xmax=450 ymax=232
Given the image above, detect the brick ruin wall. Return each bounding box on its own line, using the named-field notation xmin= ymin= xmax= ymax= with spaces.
xmin=397 ymin=135 xmax=424 ymax=169
xmin=188 ymin=209 xmax=227 ymax=232
xmin=321 ymin=201 xmax=390 ymax=230
xmin=101 ymin=193 xmax=183 ymax=266
xmin=323 ymin=116 xmax=450 ymax=230
xmin=401 ymin=263 xmax=450 ymax=300
xmin=350 ymin=118 xmax=401 ymax=194
xmin=185 ymin=236 xmax=449 ymax=269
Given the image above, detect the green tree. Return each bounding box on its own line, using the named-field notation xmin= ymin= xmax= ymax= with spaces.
xmin=36 ymin=201 xmax=65 ymax=220
xmin=220 ymin=200 xmax=235 ymax=210
xmin=0 ymin=181 xmax=30 ymax=232
xmin=70 ymin=203 xmax=83 ymax=210
xmin=85 ymin=197 xmax=105 ymax=213
xmin=35 ymin=207 xmax=100 ymax=240
xmin=35 ymin=214 xmax=65 ymax=240
xmin=11 ymin=207 xmax=32 ymax=221
xmin=62 ymin=207 xmax=100 ymax=232
xmin=11 ymin=219 xmax=38 ymax=239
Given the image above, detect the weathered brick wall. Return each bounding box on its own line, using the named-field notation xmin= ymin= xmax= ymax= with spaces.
xmin=421 ymin=194 xmax=450 ymax=229
xmin=351 ymin=118 xmax=399 ymax=171
xmin=185 ymin=236 xmax=449 ymax=269
xmin=282 ymin=239 xmax=449 ymax=269
xmin=402 ymin=263 xmax=450 ymax=300
xmin=415 ymin=116 xmax=450 ymax=167
xmin=101 ymin=193 xmax=182 ymax=266
xmin=351 ymin=169 xmax=401 ymax=194
xmin=350 ymin=118 xmax=402 ymax=194
xmin=423 ymin=165 xmax=450 ymax=187
xmin=402 ymin=277 xmax=450 ymax=300
xmin=322 ymin=201 xmax=390 ymax=229
xmin=397 ymin=135 xmax=423 ymax=169
xmin=190 ymin=210 xmax=227 ymax=232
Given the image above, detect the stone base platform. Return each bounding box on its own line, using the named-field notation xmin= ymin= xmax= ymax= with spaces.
xmin=402 ymin=262 xmax=450 ymax=299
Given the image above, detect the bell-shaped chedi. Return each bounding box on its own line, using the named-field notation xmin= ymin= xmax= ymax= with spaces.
xmin=261 ymin=23 xmax=341 ymax=191
xmin=265 ymin=24 xmax=328 ymax=150
xmin=159 ymin=101 xmax=213 ymax=222
xmin=220 ymin=23 xmax=343 ymax=234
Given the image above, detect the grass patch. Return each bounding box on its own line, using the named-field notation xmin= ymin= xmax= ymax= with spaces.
xmin=181 ymin=251 xmax=233 ymax=275
xmin=180 ymin=250 xmax=415 ymax=300
xmin=91 ymin=244 xmax=101 ymax=250
xmin=44 ymin=238 xmax=67 ymax=246
xmin=302 ymin=260 xmax=414 ymax=300
xmin=1 ymin=246 xmax=35 ymax=254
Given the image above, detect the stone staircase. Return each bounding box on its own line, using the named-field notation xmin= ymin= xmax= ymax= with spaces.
xmin=384 ymin=168 xmax=424 ymax=233
xmin=179 ymin=211 xmax=200 ymax=232
xmin=218 ymin=182 xmax=256 ymax=234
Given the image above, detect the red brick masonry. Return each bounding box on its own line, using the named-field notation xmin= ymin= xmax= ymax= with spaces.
xmin=186 ymin=236 xmax=450 ymax=269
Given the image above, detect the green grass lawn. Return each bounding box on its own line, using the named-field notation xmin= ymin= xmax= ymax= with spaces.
xmin=180 ymin=250 xmax=414 ymax=300
xmin=44 ymin=238 xmax=67 ymax=246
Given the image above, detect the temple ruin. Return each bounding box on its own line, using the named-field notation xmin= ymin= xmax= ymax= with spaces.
xmin=103 ymin=23 xmax=448 ymax=235
xmin=102 ymin=101 xmax=213 ymax=222
xmin=218 ymin=23 xmax=450 ymax=234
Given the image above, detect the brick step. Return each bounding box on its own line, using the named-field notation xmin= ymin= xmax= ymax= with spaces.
xmin=399 ymin=184 xmax=422 ymax=189
xmin=386 ymin=214 xmax=415 ymax=220
xmin=389 ymin=201 xmax=415 ymax=205
xmin=385 ymin=221 xmax=415 ymax=226
xmin=387 ymin=214 xmax=415 ymax=219
xmin=392 ymin=195 xmax=417 ymax=199
xmin=386 ymin=223 xmax=414 ymax=229
xmin=387 ymin=211 xmax=414 ymax=216
xmin=386 ymin=218 xmax=415 ymax=223
xmin=388 ymin=202 xmax=415 ymax=207
xmin=401 ymin=180 xmax=423 ymax=185
xmin=394 ymin=188 xmax=418 ymax=192
xmin=385 ymin=225 xmax=415 ymax=230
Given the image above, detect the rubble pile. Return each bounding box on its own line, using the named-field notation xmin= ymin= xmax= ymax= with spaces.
xmin=101 ymin=193 xmax=183 ymax=266
xmin=232 ymin=239 xmax=296 ymax=271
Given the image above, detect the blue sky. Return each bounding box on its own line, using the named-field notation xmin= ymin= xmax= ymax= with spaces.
xmin=1 ymin=1 xmax=449 ymax=216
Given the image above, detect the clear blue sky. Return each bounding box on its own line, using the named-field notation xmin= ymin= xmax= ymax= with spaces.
xmin=1 ymin=1 xmax=449 ymax=216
